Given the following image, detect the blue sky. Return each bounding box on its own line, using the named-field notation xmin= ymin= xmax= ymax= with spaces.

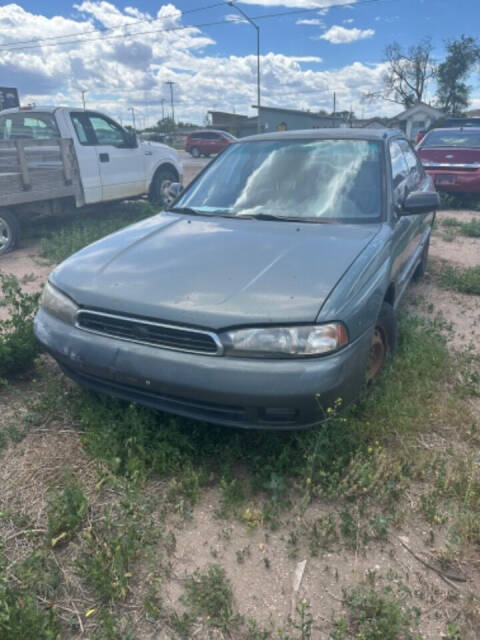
xmin=1 ymin=0 xmax=479 ymax=125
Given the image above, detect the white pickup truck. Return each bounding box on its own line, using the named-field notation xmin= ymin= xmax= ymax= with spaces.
xmin=0 ymin=106 xmax=183 ymax=254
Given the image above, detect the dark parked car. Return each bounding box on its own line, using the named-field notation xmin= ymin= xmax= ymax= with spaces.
xmin=35 ymin=129 xmax=439 ymax=430
xmin=185 ymin=129 xmax=236 ymax=157
xmin=416 ymin=127 xmax=480 ymax=193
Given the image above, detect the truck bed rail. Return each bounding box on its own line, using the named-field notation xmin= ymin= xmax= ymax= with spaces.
xmin=0 ymin=138 xmax=83 ymax=207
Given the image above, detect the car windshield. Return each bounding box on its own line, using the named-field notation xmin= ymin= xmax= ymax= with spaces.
xmin=422 ymin=130 xmax=480 ymax=148
xmin=175 ymin=138 xmax=383 ymax=223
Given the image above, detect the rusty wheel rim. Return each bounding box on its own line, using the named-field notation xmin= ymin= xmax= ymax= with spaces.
xmin=367 ymin=327 xmax=386 ymax=382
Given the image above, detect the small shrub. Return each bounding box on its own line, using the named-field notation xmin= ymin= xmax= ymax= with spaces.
xmin=0 ymin=273 xmax=40 ymax=380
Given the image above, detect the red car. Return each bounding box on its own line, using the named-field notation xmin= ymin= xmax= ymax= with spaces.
xmin=185 ymin=130 xmax=236 ymax=158
xmin=416 ymin=128 xmax=480 ymax=193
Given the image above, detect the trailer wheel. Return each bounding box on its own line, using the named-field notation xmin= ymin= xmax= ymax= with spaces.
xmin=0 ymin=209 xmax=20 ymax=256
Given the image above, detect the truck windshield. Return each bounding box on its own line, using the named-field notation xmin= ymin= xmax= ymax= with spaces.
xmin=175 ymin=138 xmax=383 ymax=223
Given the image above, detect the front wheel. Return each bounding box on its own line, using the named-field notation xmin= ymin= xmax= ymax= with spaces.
xmin=0 ymin=209 xmax=20 ymax=256
xmin=149 ymin=168 xmax=178 ymax=208
xmin=366 ymin=302 xmax=397 ymax=382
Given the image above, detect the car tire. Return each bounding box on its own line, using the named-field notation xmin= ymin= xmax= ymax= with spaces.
xmin=149 ymin=167 xmax=178 ymax=208
xmin=366 ymin=302 xmax=397 ymax=382
xmin=413 ymin=237 xmax=429 ymax=281
xmin=0 ymin=209 xmax=20 ymax=256
xmin=191 ymin=147 xmax=200 ymax=158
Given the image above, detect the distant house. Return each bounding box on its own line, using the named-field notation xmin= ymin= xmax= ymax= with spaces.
xmin=254 ymin=105 xmax=348 ymax=132
xmin=353 ymin=117 xmax=390 ymax=129
xmin=389 ymin=103 xmax=443 ymax=141
xmin=208 ymin=111 xmax=258 ymax=137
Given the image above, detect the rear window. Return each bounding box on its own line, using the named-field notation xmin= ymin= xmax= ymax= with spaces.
xmin=0 ymin=112 xmax=59 ymax=140
xmin=422 ymin=130 xmax=480 ymax=148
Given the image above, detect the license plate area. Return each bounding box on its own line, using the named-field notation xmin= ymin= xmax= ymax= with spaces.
xmin=435 ymin=174 xmax=456 ymax=185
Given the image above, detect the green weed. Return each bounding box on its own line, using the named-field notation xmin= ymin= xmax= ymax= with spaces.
xmin=0 ymin=550 xmax=60 ymax=640
xmin=439 ymin=193 xmax=480 ymax=211
xmin=39 ymin=201 xmax=157 ymax=263
xmin=75 ymin=509 xmax=146 ymax=602
xmin=182 ymin=564 xmax=240 ymax=631
xmin=46 ymin=473 xmax=89 ymax=546
xmin=439 ymin=264 xmax=480 ymax=295
xmin=331 ymin=583 xmax=422 ymax=640
xmin=440 ymin=216 xmax=480 ymax=237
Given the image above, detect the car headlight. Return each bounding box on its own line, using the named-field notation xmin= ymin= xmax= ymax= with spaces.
xmin=40 ymin=281 xmax=78 ymax=324
xmin=221 ymin=323 xmax=348 ymax=358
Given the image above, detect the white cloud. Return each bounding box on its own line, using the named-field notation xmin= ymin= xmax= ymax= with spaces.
xmin=343 ymin=18 xmax=354 ymax=23
xmin=296 ymin=18 xmax=324 ymax=25
xmin=318 ymin=25 xmax=374 ymax=44
xmin=225 ymin=13 xmax=248 ymax=24
xmin=0 ymin=2 xmax=393 ymax=124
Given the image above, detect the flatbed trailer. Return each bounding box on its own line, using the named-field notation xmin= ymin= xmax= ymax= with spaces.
xmin=0 ymin=137 xmax=84 ymax=254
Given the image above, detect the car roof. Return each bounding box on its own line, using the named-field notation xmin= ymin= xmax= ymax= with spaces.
xmin=427 ymin=127 xmax=480 ymax=132
xmin=238 ymin=128 xmax=402 ymax=142
xmin=188 ymin=129 xmax=230 ymax=135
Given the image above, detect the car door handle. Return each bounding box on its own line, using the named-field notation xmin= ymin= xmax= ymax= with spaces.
xmin=99 ymin=153 xmax=110 ymax=163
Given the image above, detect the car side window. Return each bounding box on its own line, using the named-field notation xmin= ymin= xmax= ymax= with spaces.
xmin=397 ymin=139 xmax=423 ymax=187
xmin=389 ymin=140 xmax=410 ymax=208
xmin=87 ymin=115 xmax=127 ymax=147
xmin=70 ymin=113 xmax=94 ymax=145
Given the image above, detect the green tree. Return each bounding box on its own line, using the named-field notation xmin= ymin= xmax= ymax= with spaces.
xmin=436 ymin=35 xmax=480 ymax=115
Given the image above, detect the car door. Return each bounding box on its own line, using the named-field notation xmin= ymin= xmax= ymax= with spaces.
xmin=71 ymin=111 xmax=146 ymax=201
xmin=389 ymin=138 xmax=418 ymax=292
xmin=69 ymin=112 xmax=102 ymax=203
xmin=397 ymin=138 xmax=433 ymax=266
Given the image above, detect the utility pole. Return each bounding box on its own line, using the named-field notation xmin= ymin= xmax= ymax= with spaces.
xmin=81 ymin=89 xmax=87 ymax=110
xmin=128 ymin=106 xmax=136 ymax=131
xmin=165 ymin=81 xmax=175 ymax=125
xmin=333 ymin=92 xmax=336 ymax=116
xmin=160 ymin=98 xmax=165 ymax=121
xmin=228 ymin=1 xmax=261 ymax=134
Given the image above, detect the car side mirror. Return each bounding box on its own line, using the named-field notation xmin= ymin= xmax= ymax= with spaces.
xmin=168 ymin=182 xmax=183 ymax=199
xmin=400 ymin=191 xmax=440 ymax=216
xmin=124 ymin=131 xmax=138 ymax=148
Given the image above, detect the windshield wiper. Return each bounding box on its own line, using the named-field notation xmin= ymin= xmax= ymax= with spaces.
xmin=237 ymin=213 xmax=302 ymax=222
xmin=168 ymin=206 xmax=212 ymax=217
xmin=238 ymin=213 xmax=328 ymax=223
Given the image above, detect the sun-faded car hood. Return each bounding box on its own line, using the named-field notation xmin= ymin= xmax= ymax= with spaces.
xmin=51 ymin=213 xmax=380 ymax=329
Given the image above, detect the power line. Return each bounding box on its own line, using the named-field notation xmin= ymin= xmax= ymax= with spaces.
xmin=0 ymin=1 xmax=228 ymax=49
xmin=0 ymin=0 xmax=403 ymax=53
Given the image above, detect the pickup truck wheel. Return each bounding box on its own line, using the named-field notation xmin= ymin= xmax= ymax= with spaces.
xmin=0 ymin=210 xmax=20 ymax=256
xmin=413 ymin=237 xmax=429 ymax=281
xmin=191 ymin=147 xmax=200 ymax=158
xmin=150 ymin=168 xmax=178 ymax=207
xmin=366 ymin=302 xmax=397 ymax=382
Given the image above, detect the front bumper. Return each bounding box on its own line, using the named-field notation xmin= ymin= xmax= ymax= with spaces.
xmin=34 ymin=309 xmax=372 ymax=430
xmin=425 ymin=168 xmax=480 ymax=193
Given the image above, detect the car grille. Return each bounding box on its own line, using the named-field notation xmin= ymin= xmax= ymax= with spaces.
xmin=76 ymin=310 xmax=222 ymax=355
